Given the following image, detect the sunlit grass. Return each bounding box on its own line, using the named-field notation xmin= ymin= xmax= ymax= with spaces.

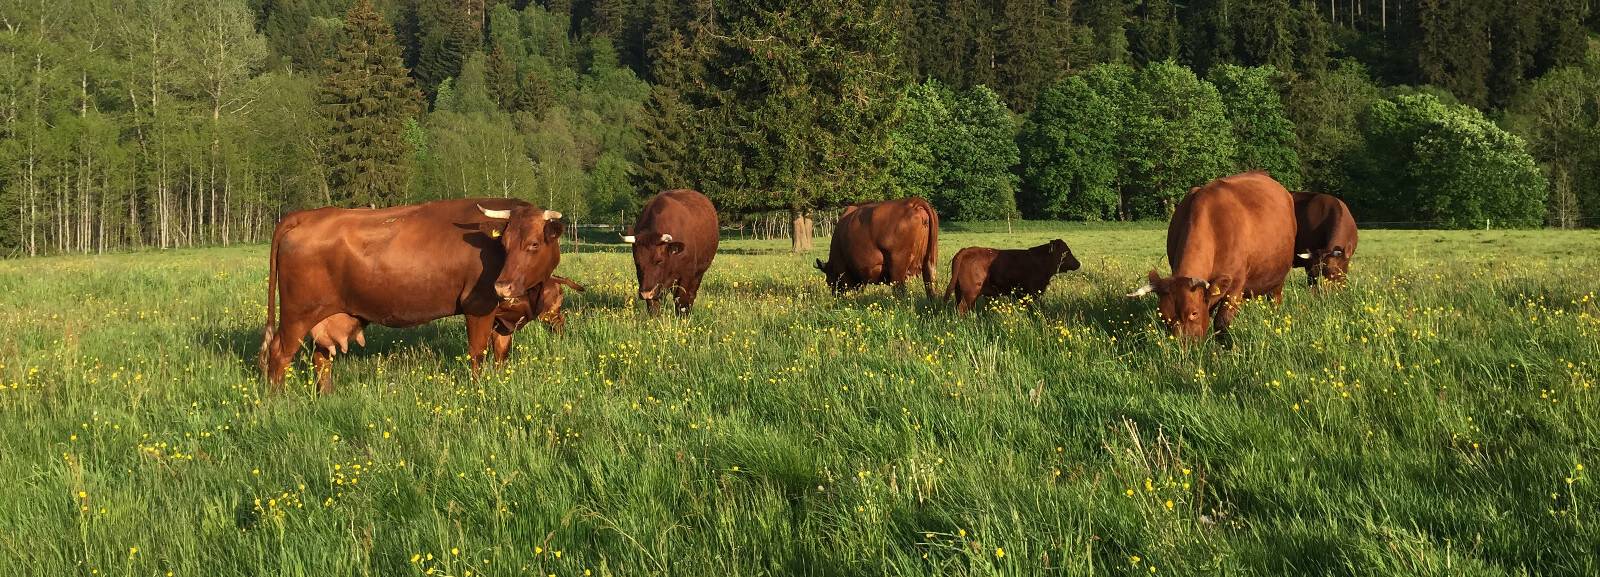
xmin=0 ymin=224 xmax=1596 ymax=575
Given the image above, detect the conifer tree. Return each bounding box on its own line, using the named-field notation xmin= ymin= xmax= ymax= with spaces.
xmin=320 ymin=0 xmax=423 ymax=207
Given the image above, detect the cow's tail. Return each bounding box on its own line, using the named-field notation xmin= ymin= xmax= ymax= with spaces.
xmin=942 ymin=273 xmax=956 ymax=302
xmin=917 ymin=197 xmax=939 ymax=299
xmin=553 ymin=275 xmax=587 ymax=293
xmin=258 ymin=215 xmax=292 ymax=375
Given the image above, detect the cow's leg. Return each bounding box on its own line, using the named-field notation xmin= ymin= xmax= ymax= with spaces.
xmin=491 ymin=332 xmax=514 ymax=365
xmin=675 ymin=277 xmax=702 ymax=315
xmin=312 ymin=347 xmax=335 ymax=395
xmin=955 ymin=282 xmax=978 ymax=315
xmin=266 ymin=318 xmax=313 ymax=392
xmin=884 ymin=251 xmax=914 ymax=297
xmin=1213 ymin=293 xmax=1243 ymax=345
xmin=465 ymin=314 xmax=495 ymax=378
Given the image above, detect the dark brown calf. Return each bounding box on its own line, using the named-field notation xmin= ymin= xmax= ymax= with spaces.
xmin=944 ymin=240 xmax=1081 ymax=315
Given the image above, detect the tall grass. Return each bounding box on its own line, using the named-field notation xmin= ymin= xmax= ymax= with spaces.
xmin=0 ymin=225 xmax=1596 ymax=576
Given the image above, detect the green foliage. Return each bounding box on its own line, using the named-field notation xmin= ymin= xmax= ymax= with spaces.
xmin=890 ymin=81 xmax=1019 ymax=220
xmin=1502 ymin=58 xmax=1600 ymax=226
xmin=1283 ymin=60 xmax=1381 ymax=195
xmin=1208 ymin=64 xmax=1302 ymax=189
xmin=1018 ymin=64 xmax=1130 ymax=220
xmin=1350 ymin=94 xmax=1547 ymax=228
xmin=1122 ymin=61 xmax=1237 ymax=219
xmin=691 ymin=0 xmax=904 ymax=215
xmin=413 ymin=0 xmax=478 ymax=100
xmin=1019 ymin=62 xmax=1236 ymax=221
xmin=319 ymin=0 xmax=423 ymax=207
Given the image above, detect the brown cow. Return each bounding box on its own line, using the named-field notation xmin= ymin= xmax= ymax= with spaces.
xmin=943 ymin=239 xmax=1081 ymax=315
xmin=1127 ymin=171 xmax=1295 ymax=341
xmin=815 ymin=197 xmax=939 ymax=298
xmin=1291 ymin=191 xmax=1359 ymax=289
xmin=623 ymin=189 xmax=719 ymax=315
xmin=259 ymin=198 xmax=563 ymax=393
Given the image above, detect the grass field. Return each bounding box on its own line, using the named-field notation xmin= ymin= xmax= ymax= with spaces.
xmin=1 ymin=223 xmax=1597 ymax=576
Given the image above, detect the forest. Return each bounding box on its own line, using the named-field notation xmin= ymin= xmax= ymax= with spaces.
xmin=1 ymin=0 xmax=1597 ymax=256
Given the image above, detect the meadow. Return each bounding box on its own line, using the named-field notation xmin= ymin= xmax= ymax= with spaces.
xmin=0 ymin=223 xmax=1597 ymax=576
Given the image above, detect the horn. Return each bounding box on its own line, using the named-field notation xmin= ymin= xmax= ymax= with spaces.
xmin=1297 ymin=252 xmax=1312 ymax=260
xmin=621 ymin=234 xmax=636 ymax=244
xmin=1126 ymin=285 xmax=1155 ymax=298
xmin=478 ymin=204 xmax=511 ymax=219
xmin=660 ymin=233 xmax=673 ymax=243
xmin=543 ymin=209 xmax=562 ymax=220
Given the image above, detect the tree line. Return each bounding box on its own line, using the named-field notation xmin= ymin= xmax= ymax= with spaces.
xmin=1 ymin=0 xmax=1597 ymax=256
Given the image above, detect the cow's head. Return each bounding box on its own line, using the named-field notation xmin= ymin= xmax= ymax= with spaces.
xmin=1041 ymin=239 xmax=1081 ymax=273
xmin=814 ymin=258 xmax=856 ymax=293
xmin=1127 ymin=269 xmax=1233 ymax=341
xmin=478 ymin=204 xmax=563 ymax=300
xmin=1319 ymin=245 xmax=1351 ymax=283
xmin=624 ymin=229 xmax=686 ymax=300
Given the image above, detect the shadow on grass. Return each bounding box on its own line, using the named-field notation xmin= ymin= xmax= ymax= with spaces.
xmin=198 ymin=319 xmax=470 ymax=380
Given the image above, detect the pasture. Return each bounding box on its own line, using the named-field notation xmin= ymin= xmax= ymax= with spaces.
xmin=0 ymin=223 xmax=1597 ymax=576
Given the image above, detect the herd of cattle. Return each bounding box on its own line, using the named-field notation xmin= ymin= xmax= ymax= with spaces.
xmin=258 ymin=170 xmax=1356 ymax=393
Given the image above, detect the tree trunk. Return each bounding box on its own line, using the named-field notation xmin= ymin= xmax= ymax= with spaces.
xmin=790 ymin=208 xmax=814 ymax=253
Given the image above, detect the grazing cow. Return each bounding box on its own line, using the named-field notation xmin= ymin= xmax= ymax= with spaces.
xmin=259 ymin=198 xmax=563 ymax=393
xmin=1127 ymin=171 xmax=1295 ymax=341
xmin=1291 ymin=191 xmax=1359 ymax=289
xmin=943 ymin=240 xmax=1081 ymax=315
xmin=815 ymin=197 xmax=939 ymax=298
xmin=623 ymin=189 xmax=719 ymax=315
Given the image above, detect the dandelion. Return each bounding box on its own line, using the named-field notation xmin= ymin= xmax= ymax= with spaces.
xmin=1130 ymin=555 xmax=1142 ymax=566
xmin=1165 ymin=500 xmax=1174 ymax=510
xmin=995 ymin=547 xmax=1005 ymax=559
xmin=451 ymin=548 xmax=459 ymax=556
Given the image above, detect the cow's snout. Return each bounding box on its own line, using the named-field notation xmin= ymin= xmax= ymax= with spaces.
xmin=639 ymin=288 xmax=657 ymax=300
xmin=494 ymin=282 xmax=516 ymax=298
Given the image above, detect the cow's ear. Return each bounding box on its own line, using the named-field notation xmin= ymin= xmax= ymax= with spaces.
xmin=544 ymin=220 xmax=565 ymax=241
xmin=478 ymin=222 xmax=507 ymax=239
xmin=666 ymin=241 xmax=686 ymax=255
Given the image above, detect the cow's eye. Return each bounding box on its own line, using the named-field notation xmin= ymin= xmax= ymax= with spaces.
xmin=526 ymin=242 xmax=538 ymax=251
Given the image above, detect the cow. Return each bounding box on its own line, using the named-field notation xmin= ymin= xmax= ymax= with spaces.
xmin=259 ymin=198 xmax=563 ymax=393
xmin=814 ymin=197 xmax=939 ymax=298
xmin=1291 ymin=191 xmax=1359 ymax=290
xmin=943 ymin=239 xmax=1081 ymax=315
xmin=1126 ymin=171 xmax=1296 ymax=342
xmin=622 ymin=189 xmax=719 ymax=315
xmin=492 ymin=275 xmax=585 ymax=340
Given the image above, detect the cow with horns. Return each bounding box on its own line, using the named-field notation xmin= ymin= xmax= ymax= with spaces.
xmin=1127 ymin=171 xmax=1295 ymax=342
xmin=623 ymin=189 xmax=720 ymax=315
xmin=259 ymin=198 xmax=564 ymax=393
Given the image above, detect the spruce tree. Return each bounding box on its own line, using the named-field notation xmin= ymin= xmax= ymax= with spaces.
xmin=414 ymin=0 xmax=479 ymax=100
xmin=320 ymin=0 xmax=423 ymax=207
